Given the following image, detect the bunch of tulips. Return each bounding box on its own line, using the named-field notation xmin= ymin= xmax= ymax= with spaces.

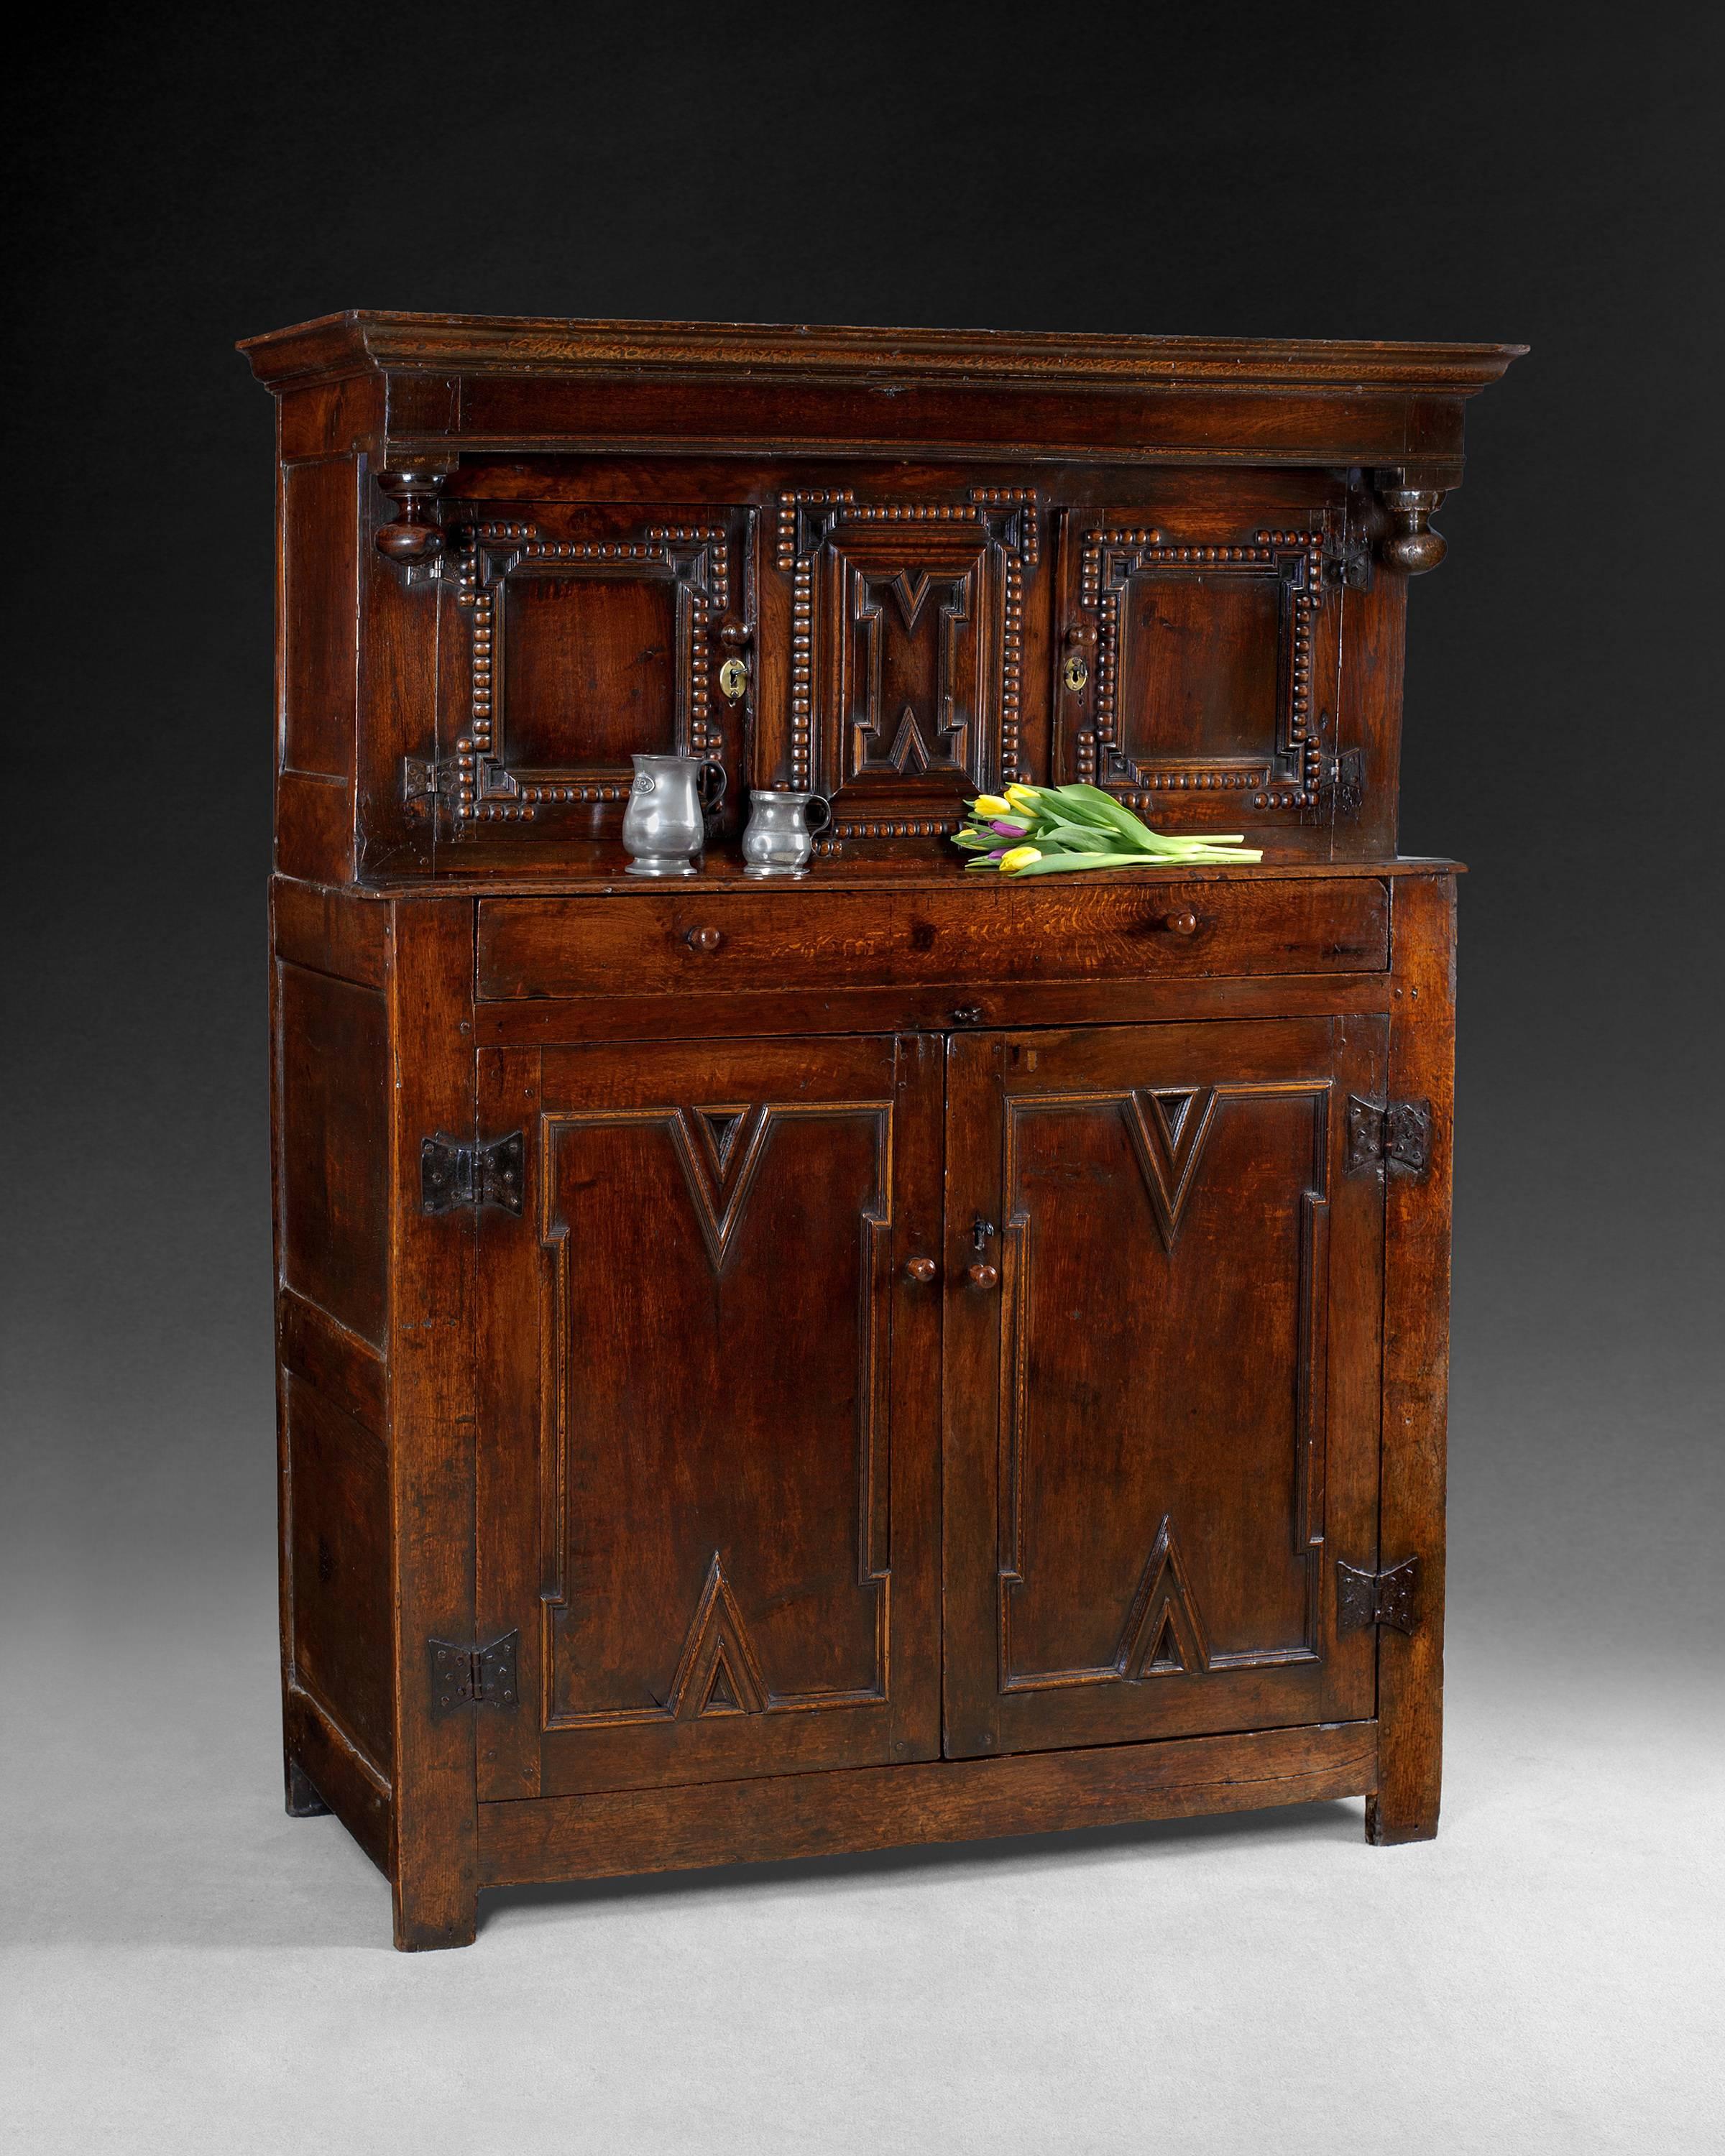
xmin=952 ymin=783 xmax=1264 ymax=876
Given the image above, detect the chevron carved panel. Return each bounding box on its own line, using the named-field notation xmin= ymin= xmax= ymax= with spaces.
xmin=664 ymin=1553 xmax=770 ymax=1719
xmin=1123 ymin=1086 xmax=1220 ymax=1251
xmin=1114 ymin=1518 xmax=1211 ymax=1678
xmin=671 ymin=1104 xmax=776 ymax=1272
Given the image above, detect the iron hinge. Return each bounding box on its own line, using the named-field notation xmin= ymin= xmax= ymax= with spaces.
xmin=1322 ymin=529 xmax=1374 ymax=592
xmin=1318 ymin=747 xmax=1366 ymax=821
xmin=1336 ymin=1557 xmax=1420 ymax=1635
xmin=428 ymin=1632 xmax=520 ymax=1718
xmin=1345 ymin=1096 xmax=1432 ymax=1179
xmin=402 ymin=752 xmax=530 ymax=821
xmin=420 ymin=1130 xmax=525 ymax=1215
xmin=402 ymin=755 xmax=457 ymax=811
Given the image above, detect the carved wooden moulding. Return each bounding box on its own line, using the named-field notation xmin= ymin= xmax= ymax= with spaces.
xmin=1069 ymin=525 xmax=1332 ymax=816
xmin=770 ymin=488 xmax=1039 ymax=852
xmin=400 ymin=498 xmax=749 ymax=840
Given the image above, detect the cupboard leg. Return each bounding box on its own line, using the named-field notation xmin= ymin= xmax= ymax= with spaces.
xmin=392 ymin=1865 xmax=479 ymax=1953
xmin=1367 ymin=1759 xmax=1440 ymax=1843
xmin=1366 ymin=1587 xmax=1443 ymax=1843
xmin=284 ymin=1754 xmax=331 ymax=1818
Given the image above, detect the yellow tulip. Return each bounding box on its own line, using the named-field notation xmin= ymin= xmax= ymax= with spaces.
xmin=1004 ymin=783 xmax=1042 ymax=809
xmin=998 ymin=845 xmax=1042 ymax=873
xmin=972 ymin=793 xmax=1013 ymax=817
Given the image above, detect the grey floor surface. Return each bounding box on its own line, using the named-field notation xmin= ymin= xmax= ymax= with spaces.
xmin=5 ymin=1594 xmax=1721 ymax=2155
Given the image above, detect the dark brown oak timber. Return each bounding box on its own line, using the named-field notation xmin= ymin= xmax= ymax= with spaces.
xmin=1369 ymin=875 xmax=1458 ymax=1843
xmin=477 ymin=1723 xmax=1379 ymax=1886
xmin=385 ymin=903 xmax=480 ymax=1948
xmin=249 ymin=313 xmax=1517 ymax=1945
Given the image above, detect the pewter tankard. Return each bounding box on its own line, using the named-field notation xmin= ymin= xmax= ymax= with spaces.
xmin=740 ymin=788 xmax=831 ymax=878
xmin=621 ymin=754 xmax=727 ymax=877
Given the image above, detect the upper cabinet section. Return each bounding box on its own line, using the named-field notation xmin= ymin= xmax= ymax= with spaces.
xmin=242 ymin=313 xmax=1522 ymax=883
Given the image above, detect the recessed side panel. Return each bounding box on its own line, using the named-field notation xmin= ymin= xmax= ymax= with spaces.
xmin=502 ymin=571 xmax=680 ymax=769
xmin=281 ymin=458 xmax=359 ymax=781
xmin=277 ymin=962 xmax=389 ymax=1351
xmin=285 ymin=1370 xmax=393 ymax=1774
xmin=277 ymin=456 xmax=361 ymax=883
xmin=1118 ymin=572 xmax=1283 ymax=765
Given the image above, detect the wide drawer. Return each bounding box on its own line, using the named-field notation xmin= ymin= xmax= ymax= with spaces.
xmin=476 ymin=876 xmax=1389 ymax=1000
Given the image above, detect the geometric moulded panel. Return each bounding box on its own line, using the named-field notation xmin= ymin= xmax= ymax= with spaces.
xmin=774 ymin=488 xmax=1038 ymax=851
xmin=535 ymin=1095 xmax=894 ymax=1732
xmin=436 ymin=514 xmax=737 ymax=836
xmin=1072 ymin=526 xmax=1327 ymax=815
xmin=995 ymin=1079 xmax=1333 ymax=1694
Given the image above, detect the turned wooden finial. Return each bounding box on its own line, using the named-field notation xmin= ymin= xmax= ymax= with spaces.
xmin=1374 ymin=471 xmax=1448 ymax=574
xmin=374 ymin=467 xmax=453 ymax=566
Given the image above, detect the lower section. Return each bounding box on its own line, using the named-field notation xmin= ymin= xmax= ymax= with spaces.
xmin=475 ymin=1720 xmax=1378 ymax=1888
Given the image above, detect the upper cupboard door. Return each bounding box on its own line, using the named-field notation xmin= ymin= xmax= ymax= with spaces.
xmin=942 ymin=1017 xmax=1387 ymax=1761
xmin=760 ymin=487 xmax=1043 ymax=854
xmin=423 ymin=502 xmax=754 ymax=863
xmin=1054 ymin=476 xmax=1348 ymax=848
xmin=475 ymin=1033 xmax=944 ymax=1800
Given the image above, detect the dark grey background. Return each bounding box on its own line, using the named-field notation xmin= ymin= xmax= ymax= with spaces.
xmin=4 ymin=4 xmax=1719 ymax=1843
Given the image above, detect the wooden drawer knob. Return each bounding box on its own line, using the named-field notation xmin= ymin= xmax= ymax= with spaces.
xmin=903 ymin=1256 xmax=938 ymax=1284
xmin=685 ymin=925 xmax=724 ymax=954
xmin=965 ymin=1262 xmax=1000 ymax=1291
xmin=1164 ymin=907 xmax=1200 ymax=937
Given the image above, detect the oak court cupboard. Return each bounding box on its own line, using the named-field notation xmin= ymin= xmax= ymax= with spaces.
xmin=242 ymin=310 xmax=1524 ymax=1948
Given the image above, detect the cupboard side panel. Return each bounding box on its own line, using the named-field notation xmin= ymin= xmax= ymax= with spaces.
xmin=284 ymin=1372 xmax=395 ymax=1772
xmin=1370 ymin=875 xmax=1455 ymax=1841
xmin=357 ymin=459 xmax=438 ymax=880
xmin=276 ymin=962 xmax=390 ymax=1350
xmin=277 ymin=453 xmax=359 ymax=883
xmin=1331 ymin=540 xmax=1406 ymax=861
xmin=272 ymin=883 xmax=398 ymax=1856
xmin=386 ymin=899 xmax=480 ymax=1947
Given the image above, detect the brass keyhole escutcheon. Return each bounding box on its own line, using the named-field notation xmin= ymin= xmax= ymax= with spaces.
xmin=1063 ymin=653 xmax=1089 ymax=693
xmin=719 ymin=657 xmax=749 ymax=702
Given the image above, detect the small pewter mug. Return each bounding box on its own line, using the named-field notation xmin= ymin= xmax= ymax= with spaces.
xmin=621 ymin=754 xmax=727 ymax=877
xmin=741 ymin=788 xmax=831 ymax=878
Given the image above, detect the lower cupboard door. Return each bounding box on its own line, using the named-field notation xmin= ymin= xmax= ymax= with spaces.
xmin=942 ymin=1017 xmax=1387 ymax=1759
xmin=475 ymin=1032 xmax=944 ymax=1799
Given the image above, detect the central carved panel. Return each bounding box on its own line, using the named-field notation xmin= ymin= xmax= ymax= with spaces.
xmin=851 ymin=568 xmax=972 ymax=776
xmin=775 ymin=489 xmax=1036 ymax=849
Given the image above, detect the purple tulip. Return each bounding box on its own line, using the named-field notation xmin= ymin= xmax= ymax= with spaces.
xmin=990 ymin=819 xmax=1029 ymax=837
